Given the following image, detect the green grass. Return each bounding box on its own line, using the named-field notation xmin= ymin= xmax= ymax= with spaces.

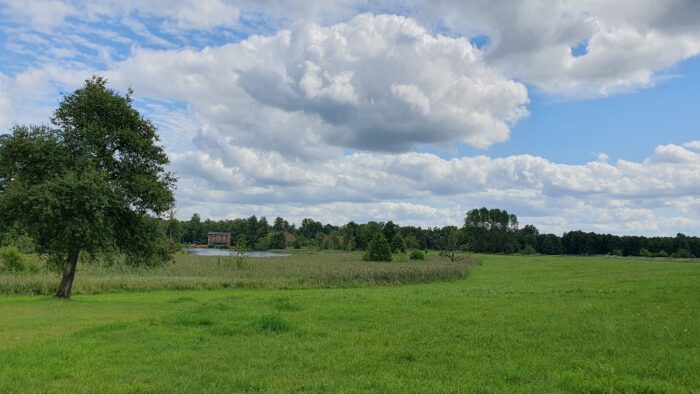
xmin=0 ymin=250 xmax=473 ymax=295
xmin=1 ymin=254 xmax=699 ymax=392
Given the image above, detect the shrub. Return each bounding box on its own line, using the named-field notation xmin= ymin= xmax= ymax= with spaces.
xmin=362 ymin=233 xmax=392 ymax=262
xmin=611 ymin=249 xmax=624 ymax=256
xmin=0 ymin=246 xmax=30 ymax=273
xmin=522 ymin=245 xmax=536 ymax=255
xmin=657 ymin=250 xmax=669 ymax=258
xmin=639 ymin=248 xmax=653 ymax=257
xmin=673 ymin=248 xmax=694 ymax=258
xmin=409 ymin=249 xmax=425 ymax=260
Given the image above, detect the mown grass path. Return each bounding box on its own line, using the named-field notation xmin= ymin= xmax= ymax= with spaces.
xmin=1 ymin=255 xmax=699 ymax=393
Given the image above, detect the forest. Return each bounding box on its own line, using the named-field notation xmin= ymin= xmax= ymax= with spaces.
xmin=162 ymin=208 xmax=699 ymax=258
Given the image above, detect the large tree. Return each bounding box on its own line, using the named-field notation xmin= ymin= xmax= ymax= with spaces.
xmin=0 ymin=76 xmax=176 ymax=298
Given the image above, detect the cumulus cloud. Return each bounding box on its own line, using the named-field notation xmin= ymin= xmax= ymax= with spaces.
xmin=103 ymin=14 xmax=529 ymax=154
xmin=2 ymin=1 xmax=700 ymax=235
xmin=168 ymin=138 xmax=700 ymax=234
xmin=409 ymin=0 xmax=700 ymax=95
xmin=4 ymin=1 xmax=700 ymax=96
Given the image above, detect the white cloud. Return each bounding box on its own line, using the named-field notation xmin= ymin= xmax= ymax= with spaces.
xmin=405 ymin=0 xmax=700 ymax=95
xmin=166 ymin=138 xmax=700 ymax=234
xmin=2 ymin=1 xmax=700 ymax=235
xmin=0 ymin=0 xmax=77 ymax=31
xmin=0 ymin=0 xmax=241 ymax=32
xmin=684 ymin=140 xmax=700 ymax=151
xmin=105 ymin=14 xmax=528 ymax=153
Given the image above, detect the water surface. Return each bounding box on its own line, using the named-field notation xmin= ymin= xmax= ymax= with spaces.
xmin=185 ymin=248 xmax=290 ymax=257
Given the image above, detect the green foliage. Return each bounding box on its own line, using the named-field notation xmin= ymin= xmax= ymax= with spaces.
xmin=640 ymin=248 xmax=653 ymax=257
xmin=263 ymin=232 xmax=286 ymax=250
xmin=657 ymin=250 xmax=669 ymax=258
xmin=611 ymin=249 xmax=624 ymax=256
xmin=0 ymin=226 xmax=37 ymax=253
xmin=409 ymin=249 xmax=425 ymax=260
xmin=346 ymin=236 xmax=357 ymax=251
xmin=0 ymin=76 xmax=176 ymax=296
xmin=404 ymin=235 xmax=420 ymax=250
xmin=390 ymin=233 xmax=407 ymax=253
xmin=233 ymin=237 xmax=249 ymax=269
xmin=673 ymin=248 xmax=694 ymax=258
xmin=522 ymin=245 xmax=536 ymax=255
xmin=0 ymin=246 xmax=30 ymax=273
xmin=462 ymin=207 xmax=519 ymax=253
xmin=363 ymin=232 xmax=392 ymax=262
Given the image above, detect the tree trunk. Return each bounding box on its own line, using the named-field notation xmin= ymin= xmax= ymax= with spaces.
xmin=56 ymin=250 xmax=80 ymax=299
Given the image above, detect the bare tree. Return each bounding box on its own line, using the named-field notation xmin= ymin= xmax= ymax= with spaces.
xmin=435 ymin=226 xmax=462 ymax=262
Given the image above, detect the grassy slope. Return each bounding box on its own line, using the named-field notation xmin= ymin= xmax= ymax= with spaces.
xmin=1 ymin=255 xmax=699 ymax=393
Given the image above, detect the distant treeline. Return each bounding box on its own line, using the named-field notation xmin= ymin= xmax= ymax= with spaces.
xmin=160 ymin=208 xmax=699 ymax=258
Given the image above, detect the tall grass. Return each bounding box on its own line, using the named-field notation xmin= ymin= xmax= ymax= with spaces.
xmin=0 ymin=250 xmax=476 ymax=295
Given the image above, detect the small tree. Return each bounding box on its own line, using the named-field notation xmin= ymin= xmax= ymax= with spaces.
xmin=232 ymin=236 xmax=249 ymax=269
xmin=390 ymin=233 xmax=407 ymax=253
xmin=362 ymin=232 xmax=392 ymax=262
xmin=0 ymin=76 xmax=175 ymax=298
xmin=436 ymin=226 xmax=462 ymax=262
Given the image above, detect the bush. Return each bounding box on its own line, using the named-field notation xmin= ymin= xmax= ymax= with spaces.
xmin=362 ymin=233 xmax=392 ymax=262
xmin=522 ymin=245 xmax=536 ymax=255
xmin=639 ymin=248 xmax=653 ymax=257
xmin=0 ymin=246 xmax=30 ymax=273
xmin=409 ymin=249 xmax=425 ymax=260
xmin=673 ymin=248 xmax=694 ymax=258
xmin=611 ymin=249 xmax=624 ymax=256
xmin=657 ymin=250 xmax=669 ymax=258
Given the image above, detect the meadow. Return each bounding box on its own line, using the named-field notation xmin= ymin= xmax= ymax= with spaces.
xmin=1 ymin=254 xmax=699 ymax=392
xmin=0 ymin=250 xmax=473 ymax=295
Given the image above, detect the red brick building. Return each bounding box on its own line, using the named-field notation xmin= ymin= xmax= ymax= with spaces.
xmin=208 ymin=232 xmax=231 ymax=246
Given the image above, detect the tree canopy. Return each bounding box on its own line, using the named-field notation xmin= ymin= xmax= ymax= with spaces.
xmin=0 ymin=76 xmax=176 ymax=298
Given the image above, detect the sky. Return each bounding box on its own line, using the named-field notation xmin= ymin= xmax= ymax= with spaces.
xmin=1 ymin=0 xmax=699 ymax=236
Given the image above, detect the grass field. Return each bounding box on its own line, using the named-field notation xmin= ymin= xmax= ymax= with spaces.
xmin=1 ymin=254 xmax=699 ymax=393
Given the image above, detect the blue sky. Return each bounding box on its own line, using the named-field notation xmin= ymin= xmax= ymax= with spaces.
xmin=1 ymin=0 xmax=699 ymax=235
xmin=446 ymin=55 xmax=700 ymax=164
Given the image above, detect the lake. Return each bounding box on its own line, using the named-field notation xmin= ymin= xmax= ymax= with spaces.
xmin=184 ymin=248 xmax=290 ymax=257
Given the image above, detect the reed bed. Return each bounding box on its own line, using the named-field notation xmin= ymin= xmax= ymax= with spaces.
xmin=0 ymin=250 xmax=477 ymax=295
